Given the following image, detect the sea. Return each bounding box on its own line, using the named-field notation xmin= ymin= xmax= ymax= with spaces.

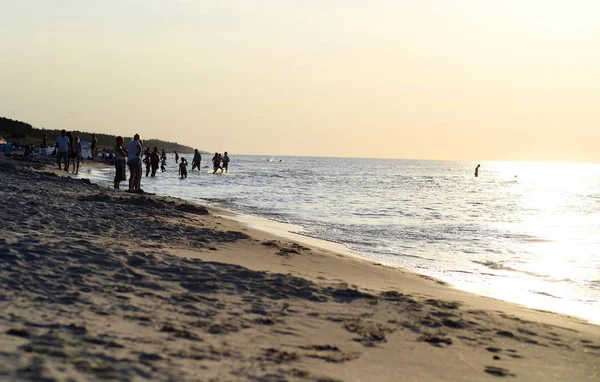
xmin=84 ymin=155 xmax=600 ymax=324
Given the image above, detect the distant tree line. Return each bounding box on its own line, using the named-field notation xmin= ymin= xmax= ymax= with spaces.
xmin=0 ymin=116 xmax=199 ymax=153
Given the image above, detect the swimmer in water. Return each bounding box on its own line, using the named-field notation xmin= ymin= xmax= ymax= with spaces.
xmin=474 ymin=164 xmax=480 ymax=178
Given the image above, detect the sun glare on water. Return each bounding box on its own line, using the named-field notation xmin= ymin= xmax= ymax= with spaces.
xmin=475 ymin=161 xmax=600 ymax=321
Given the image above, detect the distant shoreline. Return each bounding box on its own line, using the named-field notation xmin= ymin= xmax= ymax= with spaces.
xmin=0 ymin=115 xmax=203 ymax=153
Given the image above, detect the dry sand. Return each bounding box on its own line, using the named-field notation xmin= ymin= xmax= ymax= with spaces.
xmin=0 ymin=155 xmax=599 ymax=381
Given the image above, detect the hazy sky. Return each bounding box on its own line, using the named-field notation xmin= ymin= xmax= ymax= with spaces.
xmin=1 ymin=1 xmax=599 ymax=161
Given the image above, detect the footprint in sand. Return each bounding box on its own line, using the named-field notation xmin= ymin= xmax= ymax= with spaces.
xmin=484 ymin=366 xmax=516 ymax=377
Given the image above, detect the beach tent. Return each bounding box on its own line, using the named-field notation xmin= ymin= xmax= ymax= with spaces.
xmin=40 ymin=147 xmax=54 ymax=156
xmin=80 ymin=141 xmax=93 ymax=158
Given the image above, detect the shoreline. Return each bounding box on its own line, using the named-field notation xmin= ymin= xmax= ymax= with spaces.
xmin=25 ymin=155 xmax=600 ymax=325
xmin=219 ymin=212 xmax=362 ymax=260
xmin=2 ymin=155 xmax=599 ymax=380
xmin=220 ymin=211 xmax=600 ymax=326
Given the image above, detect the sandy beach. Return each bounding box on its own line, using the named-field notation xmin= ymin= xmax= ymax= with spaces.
xmin=0 ymin=156 xmax=599 ymax=381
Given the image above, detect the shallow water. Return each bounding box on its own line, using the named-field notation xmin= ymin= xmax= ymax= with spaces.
xmin=86 ymin=156 xmax=600 ymax=323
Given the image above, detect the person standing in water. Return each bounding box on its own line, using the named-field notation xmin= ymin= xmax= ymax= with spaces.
xmin=475 ymin=164 xmax=481 ymax=178
xmin=150 ymin=146 xmax=160 ymax=177
xmin=192 ymin=149 xmax=202 ymax=171
xmin=179 ymin=157 xmax=188 ymax=178
xmin=222 ymin=151 xmax=230 ymax=173
xmin=212 ymin=152 xmax=223 ymax=173
xmin=174 ymin=151 xmax=179 ymax=164
xmin=160 ymin=149 xmax=167 ymax=172
xmin=143 ymin=147 xmax=151 ymax=177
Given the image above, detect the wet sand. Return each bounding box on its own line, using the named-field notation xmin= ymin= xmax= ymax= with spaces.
xmin=0 ymin=156 xmax=599 ymax=381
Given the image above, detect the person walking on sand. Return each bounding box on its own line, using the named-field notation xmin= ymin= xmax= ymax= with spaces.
xmin=73 ymin=136 xmax=82 ymax=174
xmin=175 ymin=151 xmax=179 ymax=164
xmin=125 ymin=134 xmax=142 ymax=191
xmin=192 ymin=149 xmax=202 ymax=172
xmin=475 ymin=164 xmax=481 ymax=178
xmin=222 ymin=151 xmax=230 ymax=173
xmin=65 ymin=132 xmax=75 ymax=172
xmin=55 ymin=129 xmax=70 ymax=172
xmin=113 ymin=136 xmax=128 ymax=189
xmin=91 ymin=133 xmax=98 ymax=160
xmin=150 ymin=146 xmax=160 ymax=177
xmin=179 ymin=157 xmax=188 ymax=178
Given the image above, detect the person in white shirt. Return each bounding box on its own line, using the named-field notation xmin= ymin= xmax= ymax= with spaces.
xmin=125 ymin=134 xmax=142 ymax=191
xmin=55 ymin=130 xmax=70 ymax=172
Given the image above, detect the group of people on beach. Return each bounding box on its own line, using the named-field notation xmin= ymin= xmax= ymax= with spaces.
xmin=111 ymin=134 xmax=229 ymax=190
xmin=142 ymin=147 xmax=169 ymax=177
xmin=54 ymin=130 xmax=228 ymax=190
xmin=114 ymin=134 xmax=173 ymax=190
xmin=55 ymin=129 xmax=83 ymax=174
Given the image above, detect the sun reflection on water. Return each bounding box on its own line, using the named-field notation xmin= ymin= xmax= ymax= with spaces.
xmin=474 ymin=161 xmax=600 ymax=321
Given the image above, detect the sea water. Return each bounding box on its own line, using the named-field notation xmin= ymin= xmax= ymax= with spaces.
xmin=87 ymin=156 xmax=600 ymax=323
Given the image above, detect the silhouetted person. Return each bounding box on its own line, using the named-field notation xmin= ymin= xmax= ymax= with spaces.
xmin=179 ymin=157 xmax=188 ymax=178
xmin=150 ymin=146 xmax=160 ymax=177
xmin=113 ymin=136 xmax=128 ymax=189
xmin=222 ymin=151 xmax=230 ymax=173
xmin=160 ymin=149 xmax=167 ymax=172
xmin=73 ymin=136 xmax=82 ymax=174
xmin=212 ymin=152 xmax=223 ymax=173
xmin=42 ymin=133 xmax=47 ymax=148
xmin=192 ymin=149 xmax=202 ymax=171
xmin=65 ymin=132 xmax=75 ymax=172
xmin=91 ymin=134 xmax=98 ymax=160
xmin=143 ymin=147 xmax=151 ymax=177
xmin=475 ymin=164 xmax=480 ymax=178
xmin=174 ymin=151 xmax=179 ymax=164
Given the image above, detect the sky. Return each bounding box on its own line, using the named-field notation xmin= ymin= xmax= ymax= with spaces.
xmin=1 ymin=0 xmax=599 ymax=162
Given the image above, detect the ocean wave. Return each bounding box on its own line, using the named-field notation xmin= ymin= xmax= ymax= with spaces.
xmin=450 ymin=269 xmax=475 ymax=274
xmin=499 ymin=233 xmax=555 ymax=243
xmin=471 ymin=260 xmax=546 ymax=278
xmin=374 ymin=252 xmax=435 ymax=261
xmin=530 ymin=290 xmax=560 ymax=299
xmin=201 ymin=197 xmax=237 ymax=205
